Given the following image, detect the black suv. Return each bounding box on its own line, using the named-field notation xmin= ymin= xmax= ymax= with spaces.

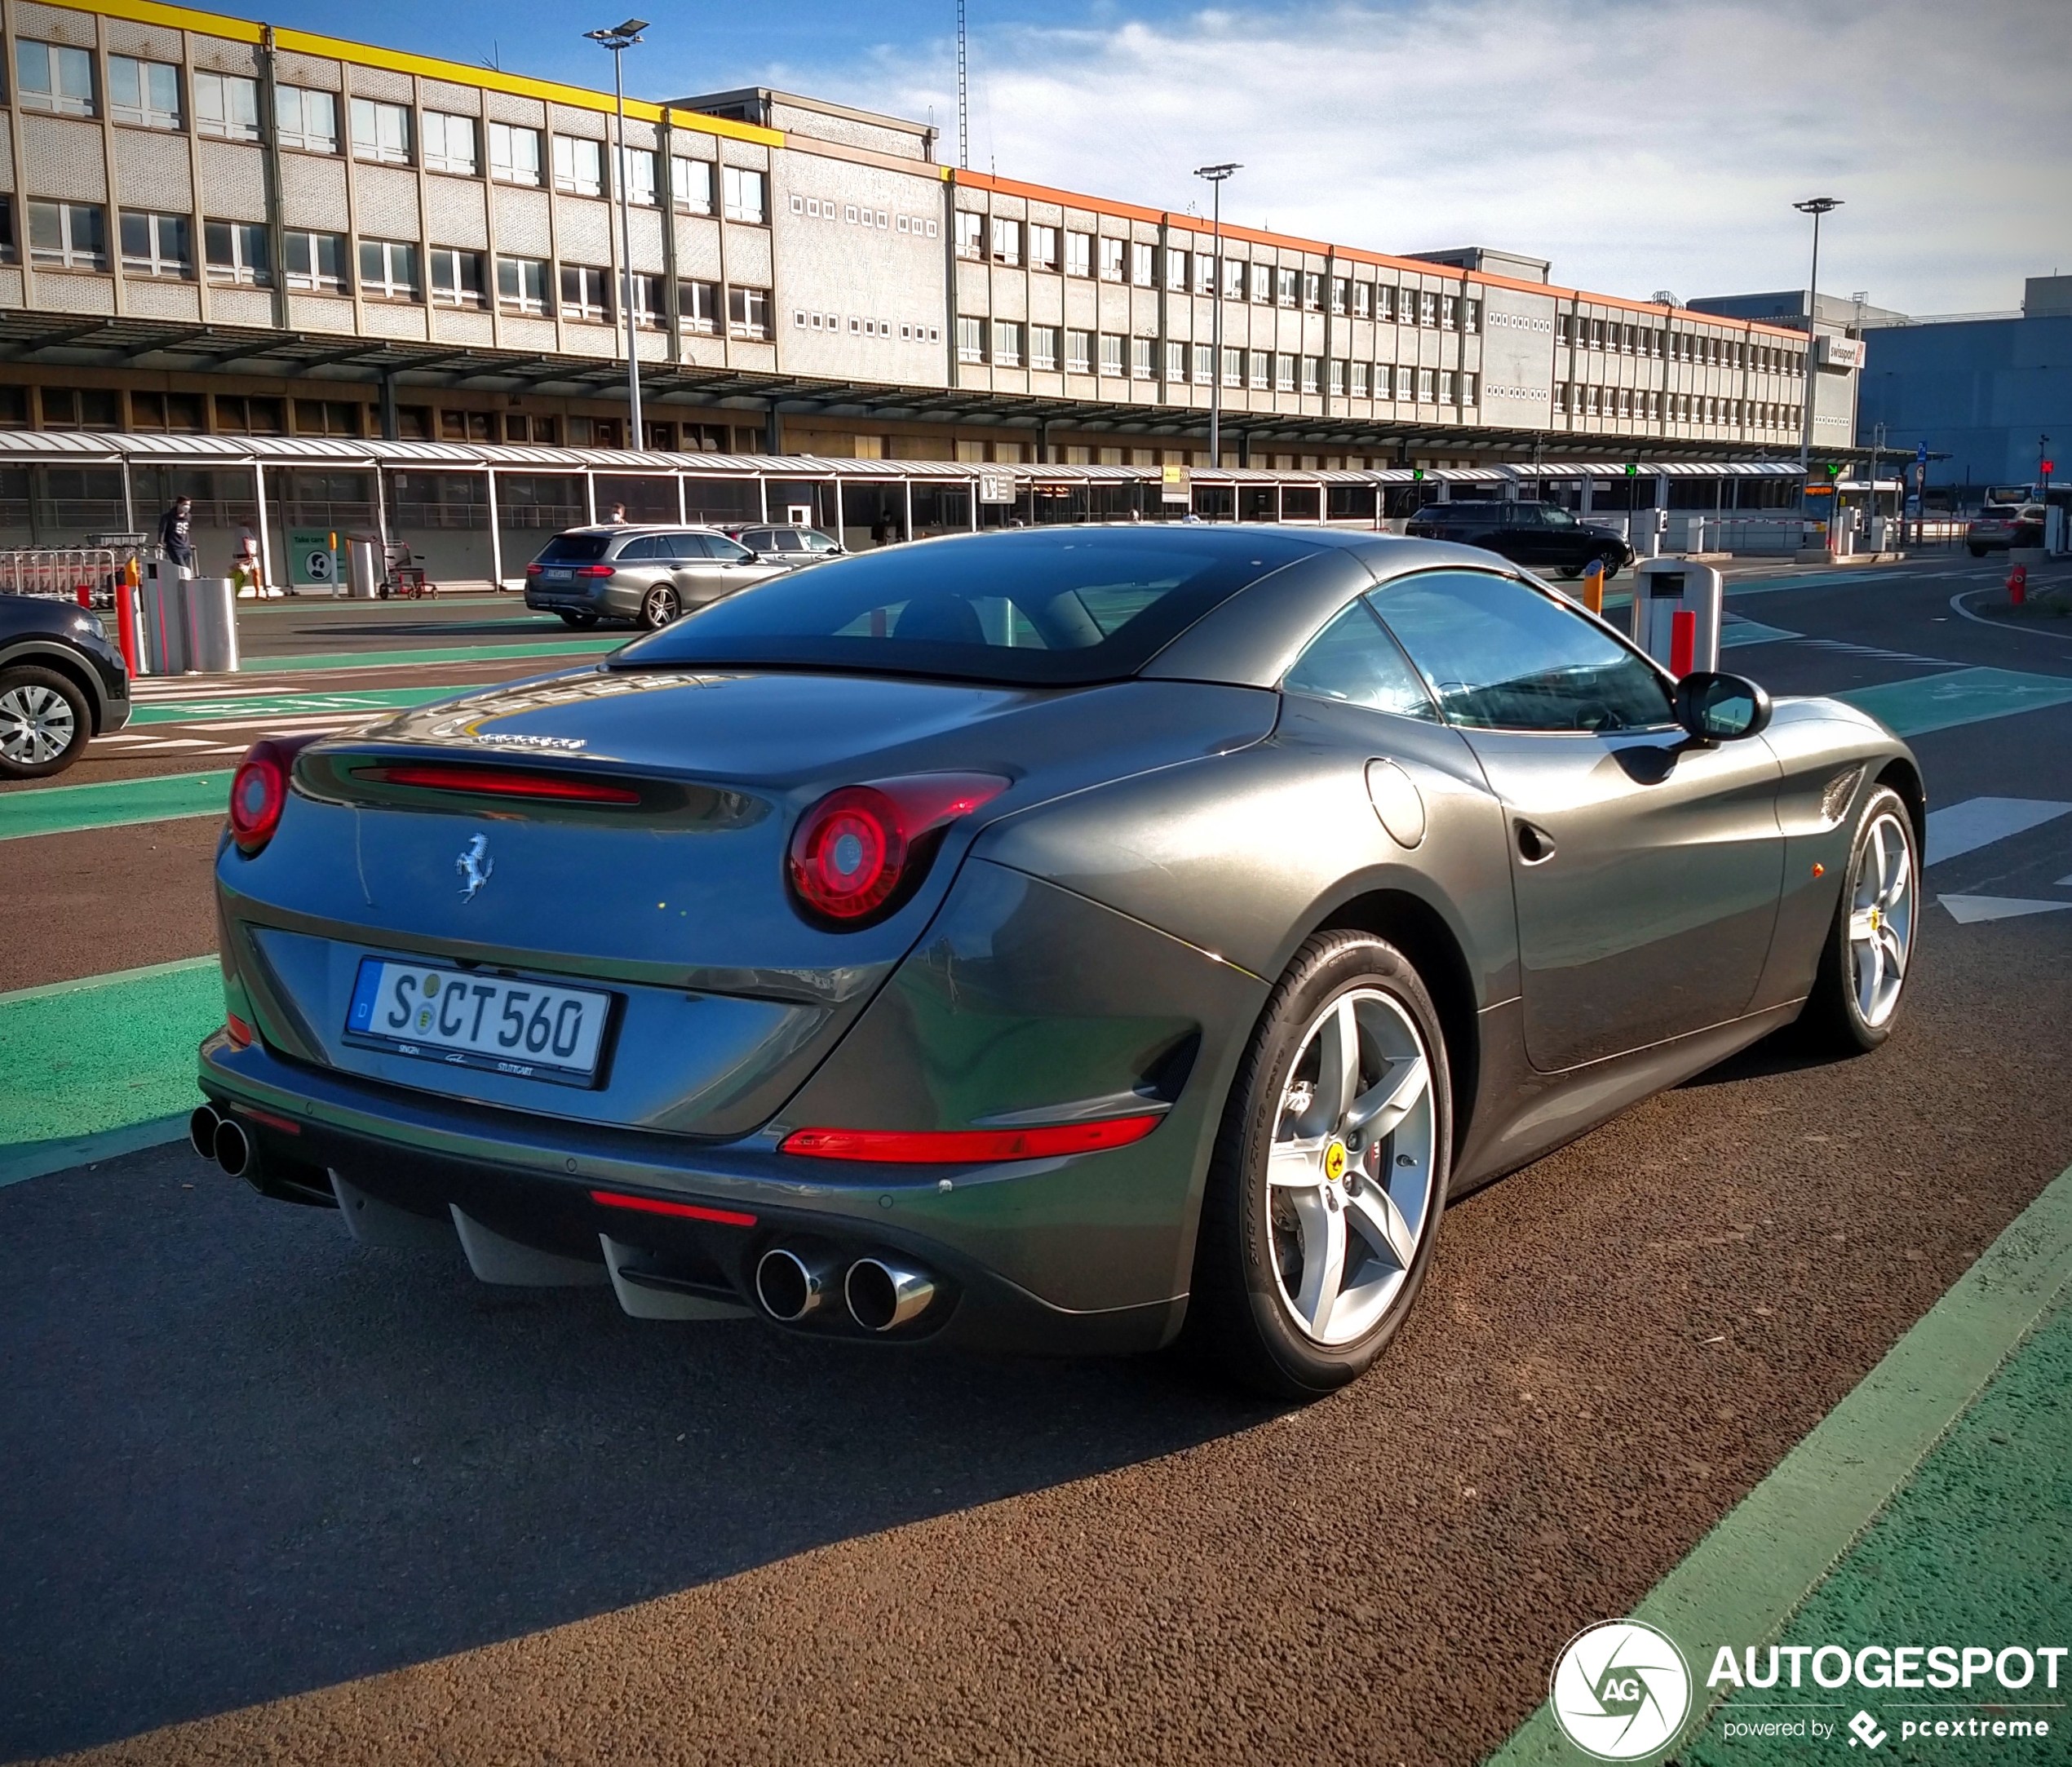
xmin=0 ymin=596 xmax=131 ymax=779
xmin=1404 ymin=501 xmax=1636 ymax=578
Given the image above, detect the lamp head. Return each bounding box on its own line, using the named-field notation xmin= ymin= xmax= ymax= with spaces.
xmin=1192 ymin=162 xmax=1241 ymax=183
xmin=1793 ymin=196 xmax=1842 ymax=216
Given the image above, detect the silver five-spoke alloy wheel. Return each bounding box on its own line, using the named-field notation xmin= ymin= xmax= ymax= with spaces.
xmin=1268 ymin=986 xmax=1437 ymax=1347
xmin=1847 ymin=808 xmax=1914 ymax=1029
xmin=641 ymin=584 xmax=680 ymax=629
xmin=0 ymin=680 xmax=77 ymax=768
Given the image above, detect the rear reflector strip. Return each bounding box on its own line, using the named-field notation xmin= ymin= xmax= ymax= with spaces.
xmin=779 ymin=1114 xmax=1162 ymax=1164
xmin=588 ymin=1189 xmax=758 ymax=1227
xmin=225 ymin=1012 xmax=253 ymax=1048
xmin=355 ymin=764 xmax=640 ymax=804
xmin=235 ymin=1104 xmax=301 ymax=1136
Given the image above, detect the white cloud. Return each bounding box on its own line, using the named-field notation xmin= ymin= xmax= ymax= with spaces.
xmin=773 ymin=0 xmax=2072 ymax=315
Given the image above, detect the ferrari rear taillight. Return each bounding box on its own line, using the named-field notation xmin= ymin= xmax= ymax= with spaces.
xmin=228 ymin=734 xmax=322 ymax=856
xmin=353 ymin=762 xmax=640 ymax=804
xmin=786 ymin=773 xmax=1008 ymax=927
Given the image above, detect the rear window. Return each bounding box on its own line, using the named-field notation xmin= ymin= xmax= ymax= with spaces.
xmin=611 ymin=528 xmax=1317 ymax=685
xmin=533 ymin=534 xmax=613 ymax=564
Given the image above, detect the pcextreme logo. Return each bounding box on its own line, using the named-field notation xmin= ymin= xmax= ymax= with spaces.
xmin=1550 ymin=1619 xmax=1693 ymax=1760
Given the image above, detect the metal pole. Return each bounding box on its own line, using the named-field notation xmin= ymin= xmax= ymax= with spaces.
xmin=1793 ymin=197 xmax=1839 ymax=476
xmin=613 ymin=44 xmax=641 ymax=448
xmin=1193 ymin=163 xmax=1238 ymax=470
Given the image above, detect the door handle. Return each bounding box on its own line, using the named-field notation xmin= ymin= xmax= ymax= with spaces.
xmin=1515 ymin=819 xmax=1557 ymax=866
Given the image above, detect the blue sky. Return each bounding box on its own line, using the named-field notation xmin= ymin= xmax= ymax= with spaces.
xmin=209 ymin=0 xmax=2067 ymax=316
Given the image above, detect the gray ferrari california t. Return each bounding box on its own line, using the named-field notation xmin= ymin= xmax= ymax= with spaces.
xmin=195 ymin=526 xmax=1922 ymax=1397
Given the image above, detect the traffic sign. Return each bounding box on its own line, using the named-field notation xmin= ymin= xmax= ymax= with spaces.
xmin=1916 ymin=442 xmax=1928 ymax=464
xmin=976 ymin=468 xmax=1015 ymax=504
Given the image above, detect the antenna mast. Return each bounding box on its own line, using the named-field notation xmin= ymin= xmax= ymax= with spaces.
xmin=957 ymin=0 xmax=969 ymax=170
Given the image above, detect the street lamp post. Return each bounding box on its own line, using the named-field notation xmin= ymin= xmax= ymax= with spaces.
xmin=1793 ymin=196 xmax=1840 ymax=479
xmin=587 ymin=18 xmax=649 ymax=452
xmin=1193 ymin=162 xmax=1239 ymax=473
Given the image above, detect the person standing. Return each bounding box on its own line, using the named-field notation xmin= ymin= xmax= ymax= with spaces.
xmin=157 ymin=496 xmax=197 ymax=576
xmin=604 ymin=503 xmax=630 ymax=525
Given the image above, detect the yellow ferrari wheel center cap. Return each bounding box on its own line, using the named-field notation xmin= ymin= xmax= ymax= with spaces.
xmin=1323 ymin=1140 xmax=1348 ymax=1183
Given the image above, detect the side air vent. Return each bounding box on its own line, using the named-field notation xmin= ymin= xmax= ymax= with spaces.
xmin=1820 ymin=765 xmax=1865 ymax=827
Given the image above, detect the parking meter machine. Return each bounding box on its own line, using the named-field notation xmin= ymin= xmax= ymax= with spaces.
xmin=1631 ymin=558 xmax=1722 ymax=679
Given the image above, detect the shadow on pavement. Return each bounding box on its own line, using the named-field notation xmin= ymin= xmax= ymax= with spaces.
xmin=0 ymin=1143 xmax=1271 ymax=1761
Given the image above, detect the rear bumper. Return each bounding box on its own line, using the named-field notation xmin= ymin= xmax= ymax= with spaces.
xmin=197 ymin=1032 xmax=1188 ymax=1357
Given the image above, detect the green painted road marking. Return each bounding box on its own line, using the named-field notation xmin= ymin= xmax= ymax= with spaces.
xmin=1726 ymin=569 xmax=1914 ymax=599
xmin=242 ymin=638 xmax=620 ymax=674
xmin=1486 ymin=1161 xmax=2072 ymax=1765
xmin=0 ymin=769 xmax=231 ymax=841
xmin=131 ymin=682 xmax=465 ymax=724
xmin=1686 ymin=1299 xmax=2072 ymax=1764
xmin=1721 ymin=618 xmax=1800 ymax=648
xmin=0 ymin=1113 xmax=192 ymax=1189
xmin=1839 ymin=667 xmax=2072 ymax=738
xmin=0 ymin=957 xmax=221 ymax=1155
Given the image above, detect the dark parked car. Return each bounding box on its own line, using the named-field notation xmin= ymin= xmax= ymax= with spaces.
xmin=0 ymin=595 xmax=131 ymax=779
xmin=724 ymin=525 xmax=846 ymax=566
xmin=523 ymin=525 xmax=790 ymax=630
xmin=200 ymin=526 xmax=1919 ymax=1397
xmin=1404 ymin=501 xmax=1636 ymax=578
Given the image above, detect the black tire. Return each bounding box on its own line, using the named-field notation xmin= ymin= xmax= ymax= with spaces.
xmin=639 ymin=582 xmax=681 ymax=631
xmin=557 ymin=609 xmax=600 ymax=629
xmin=1556 ymin=565 xmax=1583 ymax=581
xmin=1188 ymin=929 xmax=1452 ymax=1399
xmin=0 ymin=664 xmax=92 ymax=780
xmin=1799 ymin=784 xmax=1919 ymax=1054
xmin=1968 ymin=546 xmax=1987 ymax=558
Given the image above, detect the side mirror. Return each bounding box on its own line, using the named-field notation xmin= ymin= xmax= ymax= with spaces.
xmin=1675 ymin=671 xmax=1772 ymax=743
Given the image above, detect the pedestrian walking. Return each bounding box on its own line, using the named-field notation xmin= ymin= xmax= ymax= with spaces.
xmin=232 ymin=521 xmax=263 ymax=596
xmin=157 ymin=496 xmax=197 ymax=576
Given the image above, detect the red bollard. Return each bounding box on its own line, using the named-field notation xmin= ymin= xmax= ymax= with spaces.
xmin=116 ymin=562 xmax=141 ymax=674
xmin=76 ymin=582 xmax=93 ymax=609
xmin=2008 ymin=563 xmax=2028 ymax=607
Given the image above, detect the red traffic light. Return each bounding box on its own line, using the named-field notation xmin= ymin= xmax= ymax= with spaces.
xmin=2044 ymin=460 xmax=2056 ymax=475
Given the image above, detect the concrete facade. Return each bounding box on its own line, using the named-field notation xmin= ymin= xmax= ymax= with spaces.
xmin=0 ymin=0 xmax=1830 ymax=470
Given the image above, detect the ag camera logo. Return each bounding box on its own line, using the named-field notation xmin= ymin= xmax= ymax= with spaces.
xmin=1551 ymin=1619 xmax=1692 ymax=1760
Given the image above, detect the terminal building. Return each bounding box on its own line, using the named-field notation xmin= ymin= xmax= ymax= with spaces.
xmin=0 ymin=0 xmax=1867 ymax=579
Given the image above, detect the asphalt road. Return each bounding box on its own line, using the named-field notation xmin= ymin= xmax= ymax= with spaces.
xmin=4 ymin=550 xmax=2072 ymax=1765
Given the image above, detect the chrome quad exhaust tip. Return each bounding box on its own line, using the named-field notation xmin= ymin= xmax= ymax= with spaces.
xmin=188 ymin=1105 xmax=221 ymax=1161
xmin=754 ymin=1245 xmax=843 ymax=1322
xmin=843 ymin=1257 xmax=936 ymax=1333
xmin=213 ymin=1116 xmax=252 ymax=1179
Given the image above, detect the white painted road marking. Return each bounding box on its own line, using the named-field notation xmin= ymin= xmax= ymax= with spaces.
xmin=1924 ymin=798 xmax=2072 ymax=866
xmin=1938 ymin=894 xmax=2072 ymax=925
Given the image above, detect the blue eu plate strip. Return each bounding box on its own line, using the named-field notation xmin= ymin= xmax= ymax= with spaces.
xmin=347 ymin=959 xmax=382 ymax=1034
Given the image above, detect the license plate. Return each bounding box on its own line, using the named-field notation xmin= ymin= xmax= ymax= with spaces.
xmin=546 ymin=568 xmax=573 ymax=582
xmin=346 ymin=958 xmax=613 ymax=1086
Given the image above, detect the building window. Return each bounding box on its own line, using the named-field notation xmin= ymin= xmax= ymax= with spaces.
xmin=1060 ymin=232 xmax=1089 ymax=278
xmin=1441 ymin=295 xmax=1459 ymax=330
xmin=1350 ymin=361 xmax=1369 ymax=397
xmin=359 ymin=238 xmax=419 ymax=301
xmin=429 ymin=246 xmax=484 ymax=308
xmin=1304 ymin=272 xmax=1322 ymax=312
xmin=1417 ymin=366 xmax=1436 ymax=403
xmin=1248 ymin=351 xmax=1268 ymax=391
xmin=193 ymin=71 xmax=259 ymax=140
xmin=350 ymin=98 xmax=413 ymax=165
xmin=1463 ymin=373 xmax=1478 ymax=405
xmin=1439 ymin=370 xmax=1457 ymax=404
xmin=560 ymin=264 xmax=611 ymax=323
xmin=1274 ymin=353 xmax=1295 ymax=393
xmin=284 ymin=229 xmax=348 ymax=293
xmin=620 ymin=147 xmax=657 ymax=207
xmin=1326 ymin=359 xmax=1345 ymax=396
xmin=1226 ymin=348 xmax=1245 ymax=389
xmin=1099 ymin=333 xmax=1124 ymax=376
xmin=1352 ymin=281 xmax=1372 ymax=319
xmin=954 ymin=210 xmax=982 ymax=259
xmin=1131 ymin=241 xmax=1155 ymax=287
xmin=1029 ymin=326 xmax=1059 ymax=370
xmin=39 ymin=388 xmax=122 ymax=430
xmin=992 ymin=319 xmax=1024 ymax=366
xmin=131 ymin=391 xmax=207 ymax=432
xmin=27 ymin=201 xmax=107 ymax=271
xmin=1028 ymin=225 xmax=1058 ymax=272
xmin=277 ymin=86 xmax=339 ymax=153
xmin=990 ymin=216 xmax=1020 ymax=264
xmin=1301 ymin=356 xmax=1321 ymax=395
xmin=629 ymin=272 xmax=662 ymax=330
xmin=1465 ymin=299 xmax=1482 ymax=334
xmin=1375 ymin=285 xmax=1397 ymax=322
xmin=727 ymin=285 xmax=770 ymax=339
xmin=677 ymin=278 xmax=718 ymax=333
xmin=1268 ymin=266 xmax=1291 ymax=308
xmin=1163 ymin=247 xmax=1188 ymax=291
xmin=294 ymin=399 xmax=362 ymax=436
xmin=214 ymin=395 xmax=286 ymax=436
xmin=119 ymin=210 xmax=191 ymax=278
xmin=553 ymin=135 xmax=604 ymax=197
xmin=1195 ymin=255 xmax=1215 ymax=296
xmin=1163 ymin=339 xmax=1184 ymax=380
xmin=1192 ymin=343 xmax=1213 ymax=385
xmin=495 ymin=255 xmax=550 ymax=316
xmin=1065 ymin=329 xmax=1093 ymax=374
xmin=1419 ymin=290 xmax=1439 ymax=328
xmin=440 ymin=410 xmax=494 ymax=442
xmin=670 ymin=154 xmax=711 ymax=213
xmin=957 ymin=315 xmax=985 ymax=362
xmin=722 ymin=166 xmax=766 ymax=224
xmin=1131 ymin=336 xmax=1155 ymax=379
xmin=488 ymin=122 xmax=542 ymax=187
xmin=422 ymin=112 xmax=477 ymax=176
xmin=16 ymin=41 xmax=96 ymax=117
xmin=1099 ymin=237 xmax=1125 ymax=283
xmin=0 ymin=198 xmax=15 ymax=265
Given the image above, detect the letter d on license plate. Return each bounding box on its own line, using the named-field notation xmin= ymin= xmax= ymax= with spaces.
xmin=346 ymin=958 xmax=613 ymax=1086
